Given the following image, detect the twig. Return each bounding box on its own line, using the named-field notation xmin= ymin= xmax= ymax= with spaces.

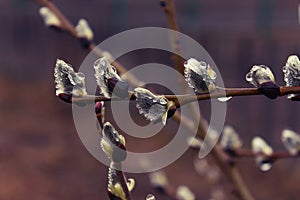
xmin=157 ymin=5 xmax=254 ymax=198
xmin=171 ymin=86 xmax=300 ymax=106
xmin=159 ymin=0 xmax=202 ymax=122
xmin=35 ymin=0 xmax=141 ymax=87
xmin=231 ymin=149 xmax=299 ymax=161
xmin=210 ymin=145 xmax=255 ymax=200
xmin=95 ymin=104 xmax=132 ymax=200
xmin=34 ymin=1 xmax=287 ymax=200
xmin=159 ymin=0 xmax=184 ymax=74
xmin=64 ymin=86 xmax=300 ymax=106
xmin=35 ymin=0 xmax=198 ymax=141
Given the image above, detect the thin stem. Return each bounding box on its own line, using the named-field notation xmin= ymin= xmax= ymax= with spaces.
xmin=35 ymin=0 xmax=141 ymax=87
xmin=160 ymin=0 xmax=201 ymax=126
xmin=159 ymin=0 xmax=184 ymax=74
xmin=191 ymin=114 xmax=255 ymax=200
xmin=233 ymin=149 xmax=298 ymax=160
xmin=211 ymin=145 xmax=255 ymax=200
xmin=165 ymin=86 xmax=300 ymax=106
xmin=68 ymin=86 xmax=300 ymax=105
xmin=156 ymin=7 xmax=254 ymax=200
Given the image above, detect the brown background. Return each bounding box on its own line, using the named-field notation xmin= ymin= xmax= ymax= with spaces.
xmin=0 ymin=0 xmax=300 ymax=199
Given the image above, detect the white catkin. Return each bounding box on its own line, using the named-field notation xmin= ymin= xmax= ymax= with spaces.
xmin=39 ymin=7 xmax=61 ymax=27
xmin=184 ymin=58 xmax=217 ymax=93
xmin=94 ymin=57 xmax=122 ymax=98
xmin=134 ymin=87 xmax=169 ymax=125
xmin=54 ymin=59 xmax=87 ymax=96
xmin=75 ymin=19 xmax=94 ymax=41
xmin=245 ymin=65 xmax=275 ymax=87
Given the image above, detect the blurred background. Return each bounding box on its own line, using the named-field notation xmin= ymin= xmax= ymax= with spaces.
xmin=0 ymin=0 xmax=300 ymax=199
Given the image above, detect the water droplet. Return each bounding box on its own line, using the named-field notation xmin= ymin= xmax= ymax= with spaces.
xmin=146 ymin=194 xmax=156 ymax=200
xmin=217 ymin=96 xmax=232 ymax=102
xmin=259 ymin=162 xmax=272 ymax=172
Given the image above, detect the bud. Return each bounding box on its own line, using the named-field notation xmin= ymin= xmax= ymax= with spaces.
xmin=246 ymin=65 xmax=279 ymax=99
xmin=220 ymin=126 xmax=242 ymax=155
xmin=176 ymin=185 xmax=195 ymax=200
xmin=194 ymin=159 xmax=209 ymax=175
xmin=149 ymin=171 xmax=169 ymax=193
xmin=134 ymin=87 xmax=176 ymax=125
xmin=107 ymin=166 xmax=126 ymax=200
xmin=75 ymin=19 xmax=94 ymax=49
xmin=283 ymin=55 xmax=300 ymax=99
xmin=39 ymin=7 xmax=61 ymax=30
xmin=251 ymin=137 xmax=273 ymax=171
xmin=246 ymin=65 xmax=275 ymax=87
xmin=127 ymin=178 xmax=135 ymax=192
xmin=101 ymin=122 xmax=127 ymax=162
xmin=281 ymin=129 xmax=300 ymax=156
xmin=94 ymin=57 xmax=129 ymax=99
xmin=54 ymin=59 xmax=87 ymax=97
xmin=187 ymin=136 xmax=203 ymax=149
xmin=184 ymin=58 xmax=217 ymax=93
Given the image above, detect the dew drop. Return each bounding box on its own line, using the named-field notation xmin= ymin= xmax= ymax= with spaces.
xmin=146 ymin=194 xmax=156 ymax=200
xmin=217 ymin=96 xmax=232 ymax=102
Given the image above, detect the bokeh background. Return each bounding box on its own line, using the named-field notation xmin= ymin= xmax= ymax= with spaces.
xmin=1 ymin=0 xmax=300 ymax=199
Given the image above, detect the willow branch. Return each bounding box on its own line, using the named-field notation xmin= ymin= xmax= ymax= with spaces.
xmin=171 ymin=86 xmax=300 ymax=106
xmin=35 ymin=0 xmax=141 ymax=87
xmin=159 ymin=0 xmax=184 ymax=74
xmin=34 ymin=0 xmax=195 ymax=157
xmin=95 ymin=105 xmax=132 ymax=200
xmin=158 ymin=0 xmax=204 ymax=135
xmin=156 ymin=7 xmax=251 ymax=198
xmin=65 ymin=86 xmax=300 ymax=106
xmin=159 ymin=0 xmax=202 ymax=124
xmin=210 ymin=145 xmax=255 ymax=200
xmin=34 ymin=1 xmax=281 ymax=200
xmin=230 ymin=149 xmax=299 ymax=161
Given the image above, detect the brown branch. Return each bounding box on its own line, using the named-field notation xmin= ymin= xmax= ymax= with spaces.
xmin=232 ymin=149 xmax=298 ymax=161
xmin=164 ymin=86 xmax=300 ymax=107
xmin=159 ymin=0 xmax=184 ymax=74
xmin=35 ymin=1 xmax=295 ymax=200
xmin=35 ymin=2 xmax=197 ymax=160
xmin=211 ymin=145 xmax=255 ymax=200
xmin=95 ymin=103 xmax=132 ymax=200
xmin=158 ymin=5 xmax=253 ymax=198
xmin=160 ymin=0 xmax=201 ymax=127
xmin=35 ymin=0 xmax=141 ymax=87
xmin=64 ymin=86 xmax=300 ymax=106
